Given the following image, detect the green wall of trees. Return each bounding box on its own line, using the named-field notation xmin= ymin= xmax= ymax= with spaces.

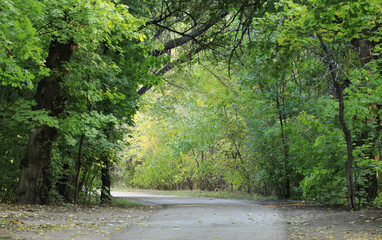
xmin=0 ymin=0 xmax=381 ymax=210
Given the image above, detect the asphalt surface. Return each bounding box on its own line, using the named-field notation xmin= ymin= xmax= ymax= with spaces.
xmin=111 ymin=191 xmax=288 ymax=240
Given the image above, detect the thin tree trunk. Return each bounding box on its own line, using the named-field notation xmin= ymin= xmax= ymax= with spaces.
xmin=100 ymin=154 xmax=111 ymax=203
xmin=0 ymin=85 xmax=4 ymax=110
xmin=233 ymin=140 xmax=251 ymax=194
xmin=317 ymin=33 xmax=356 ymax=210
xmin=15 ymin=40 xmax=75 ymax=204
xmin=199 ymin=151 xmax=205 ymax=190
xmin=74 ymin=74 xmax=93 ymax=203
xmin=335 ymin=79 xmax=356 ymax=210
xmin=377 ymin=136 xmax=382 ymax=194
xmin=74 ymin=133 xmax=85 ymax=203
xmin=275 ymin=94 xmax=290 ymax=199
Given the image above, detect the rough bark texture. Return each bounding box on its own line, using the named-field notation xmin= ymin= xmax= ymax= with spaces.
xmin=15 ymin=40 xmax=75 ymax=204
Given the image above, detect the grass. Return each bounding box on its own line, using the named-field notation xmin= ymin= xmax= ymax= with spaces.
xmin=0 ymin=236 xmax=13 ymax=239
xmin=112 ymin=197 xmax=143 ymax=207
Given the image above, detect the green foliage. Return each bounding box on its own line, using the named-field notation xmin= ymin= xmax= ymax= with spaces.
xmin=0 ymin=0 xmax=43 ymax=88
xmin=0 ymin=0 xmax=157 ymax=203
xmin=1 ymin=0 xmax=381 ymax=208
xmin=120 ymin=63 xmax=251 ymax=192
xmin=116 ymin=0 xmax=382 ymax=207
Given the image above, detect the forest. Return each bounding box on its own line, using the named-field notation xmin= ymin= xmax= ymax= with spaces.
xmin=0 ymin=0 xmax=381 ymax=211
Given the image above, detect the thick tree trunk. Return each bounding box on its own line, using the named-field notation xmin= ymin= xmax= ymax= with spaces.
xmin=16 ymin=126 xmax=56 ymax=204
xmin=15 ymin=40 xmax=75 ymax=204
xmin=100 ymin=154 xmax=111 ymax=203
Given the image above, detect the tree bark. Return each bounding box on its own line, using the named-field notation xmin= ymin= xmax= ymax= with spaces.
xmin=334 ymin=77 xmax=357 ymax=210
xmin=15 ymin=39 xmax=75 ymax=204
xmin=100 ymin=154 xmax=111 ymax=203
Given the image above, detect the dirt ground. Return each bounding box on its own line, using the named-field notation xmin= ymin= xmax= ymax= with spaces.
xmin=0 ymin=201 xmax=381 ymax=240
xmin=0 ymin=203 xmax=157 ymax=240
xmin=280 ymin=203 xmax=382 ymax=240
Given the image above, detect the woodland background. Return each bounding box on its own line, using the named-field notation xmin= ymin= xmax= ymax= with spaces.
xmin=0 ymin=0 xmax=381 ymax=211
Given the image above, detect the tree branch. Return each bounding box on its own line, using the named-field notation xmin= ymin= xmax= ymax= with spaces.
xmin=152 ymin=11 xmax=229 ymax=57
xmin=138 ymin=46 xmax=205 ymax=95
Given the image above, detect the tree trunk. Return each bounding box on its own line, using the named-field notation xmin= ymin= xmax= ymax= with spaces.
xmin=317 ymin=33 xmax=356 ymax=210
xmin=15 ymin=40 xmax=75 ymax=204
xmin=336 ymin=81 xmax=356 ymax=210
xmin=100 ymin=154 xmax=111 ymax=203
xmin=74 ymin=133 xmax=85 ymax=203
xmin=74 ymin=74 xmax=93 ymax=203
xmin=275 ymin=94 xmax=290 ymax=199
xmin=233 ymin=141 xmax=251 ymax=194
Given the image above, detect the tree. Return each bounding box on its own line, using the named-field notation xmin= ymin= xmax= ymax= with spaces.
xmin=241 ymin=0 xmax=382 ymax=208
xmin=0 ymin=0 xmax=44 ymax=202
xmin=3 ymin=0 xmax=381 ymax=209
xmin=15 ymin=0 xmax=146 ymax=204
xmin=5 ymin=0 xmax=266 ymax=204
xmin=280 ymin=0 xmax=381 ymax=210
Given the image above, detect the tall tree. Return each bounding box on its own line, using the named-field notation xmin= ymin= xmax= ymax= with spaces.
xmin=15 ymin=0 xmax=145 ymax=204
xmin=16 ymin=39 xmax=76 ymax=204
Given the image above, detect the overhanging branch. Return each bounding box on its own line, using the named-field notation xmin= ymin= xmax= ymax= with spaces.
xmin=138 ymin=46 xmax=205 ymax=96
xmin=152 ymin=11 xmax=228 ymax=57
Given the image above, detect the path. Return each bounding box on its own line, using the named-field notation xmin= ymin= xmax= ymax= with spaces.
xmin=111 ymin=191 xmax=288 ymax=240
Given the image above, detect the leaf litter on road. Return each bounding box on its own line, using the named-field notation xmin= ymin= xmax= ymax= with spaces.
xmin=0 ymin=203 xmax=155 ymax=240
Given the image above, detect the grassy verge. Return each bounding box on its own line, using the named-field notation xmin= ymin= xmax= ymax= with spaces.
xmin=0 ymin=235 xmax=14 ymax=239
xmin=112 ymin=197 xmax=143 ymax=207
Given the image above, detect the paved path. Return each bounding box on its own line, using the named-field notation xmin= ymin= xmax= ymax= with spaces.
xmin=111 ymin=191 xmax=288 ymax=240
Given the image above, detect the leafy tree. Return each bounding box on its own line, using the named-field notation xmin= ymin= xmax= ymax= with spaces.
xmin=12 ymin=0 xmax=147 ymax=204
xmin=278 ymin=0 xmax=382 ymax=209
xmin=117 ymin=0 xmax=382 ymax=211
xmin=238 ymin=0 xmax=381 ymax=208
xmin=2 ymin=0 xmax=381 ymax=211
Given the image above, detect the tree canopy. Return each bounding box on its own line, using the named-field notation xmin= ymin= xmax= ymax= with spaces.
xmin=0 ymin=0 xmax=381 ymax=210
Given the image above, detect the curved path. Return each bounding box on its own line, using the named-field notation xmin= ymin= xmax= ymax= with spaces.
xmin=111 ymin=191 xmax=288 ymax=240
